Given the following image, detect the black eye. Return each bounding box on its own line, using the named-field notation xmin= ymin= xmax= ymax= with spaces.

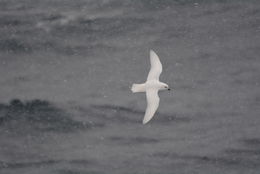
xmin=165 ymin=86 xmax=167 ymax=88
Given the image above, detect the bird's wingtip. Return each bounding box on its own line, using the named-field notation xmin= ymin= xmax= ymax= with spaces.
xmin=142 ymin=118 xmax=150 ymax=124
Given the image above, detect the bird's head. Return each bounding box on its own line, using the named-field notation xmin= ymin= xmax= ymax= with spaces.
xmin=160 ymin=83 xmax=171 ymax=91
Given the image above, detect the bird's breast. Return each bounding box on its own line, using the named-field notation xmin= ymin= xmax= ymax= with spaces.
xmin=145 ymin=80 xmax=161 ymax=89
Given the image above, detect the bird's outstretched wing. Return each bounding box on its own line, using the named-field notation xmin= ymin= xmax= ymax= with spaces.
xmin=143 ymin=89 xmax=160 ymax=124
xmin=147 ymin=50 xmax=162 ymax=81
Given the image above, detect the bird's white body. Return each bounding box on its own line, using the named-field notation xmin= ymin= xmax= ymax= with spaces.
xmin=131 ymin=50 xmax=170 ymax=124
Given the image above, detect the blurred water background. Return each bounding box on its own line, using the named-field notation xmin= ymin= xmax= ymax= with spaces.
xmin=0 ymin=0 xmax=260 ymax=173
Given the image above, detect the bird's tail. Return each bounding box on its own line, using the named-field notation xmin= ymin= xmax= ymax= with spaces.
xmin=131 ymin=83 xmax=146 ymax=93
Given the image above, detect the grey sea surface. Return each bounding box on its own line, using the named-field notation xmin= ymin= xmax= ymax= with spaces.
xmin=0 ymin=0 xmax=260 ymax=173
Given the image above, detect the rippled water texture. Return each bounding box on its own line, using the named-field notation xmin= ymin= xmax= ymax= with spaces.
xmin=0 ymin=0 xmax=260 ymax=173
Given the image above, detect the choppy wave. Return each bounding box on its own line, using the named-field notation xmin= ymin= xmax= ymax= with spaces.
xmin=0 ymin=99 xmax=103 ymax=133
xmin=1 ymin=0 xmax=260 ymax=173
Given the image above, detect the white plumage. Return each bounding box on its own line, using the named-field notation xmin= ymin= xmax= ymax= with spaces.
xmin=131 ymin=50 xmax=170 ymax=124
xmin=147 ymin=50 xmax=162 ymax=81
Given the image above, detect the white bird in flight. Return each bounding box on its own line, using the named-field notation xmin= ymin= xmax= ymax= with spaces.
xmin=131 ymin=50 xmax=171 ymax=124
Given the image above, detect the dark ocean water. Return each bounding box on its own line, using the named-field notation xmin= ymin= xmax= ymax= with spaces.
xmin=0 ymin=0 xmax=260 ymax=173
